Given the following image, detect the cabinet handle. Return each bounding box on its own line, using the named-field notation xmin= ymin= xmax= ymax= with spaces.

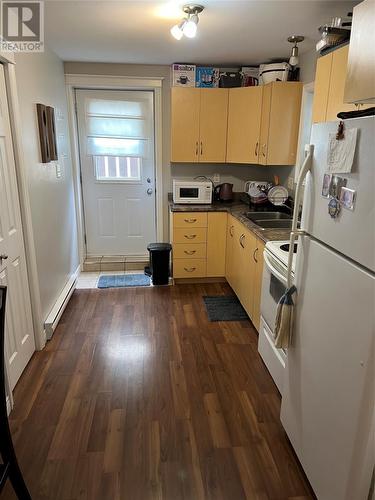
xmin=184 ymin=250 xmax=196 ymax=255
xmin=255 ymin=142 xmax=259 ymax=157
xmin=195 ymin=141 xmax=199 ymax=156
xmin=262 ymin=143 xmax=267 ymax=157
xmin=239 ymin=234 xmax=245 ymax=248
xmin=184 ymin=218 xmax=197 ymax=223
xmin=184 ymin=267 xmax=196 ymax=272
xmin=200 ymin=141 xmax=203 ymax=155
xmin=253 ymin=247 xmax=259 ymax=263
xmin=184 ymin=234 xmax=197 ymax=239
xmin=229 ymin=225 xmax=234 ymax=237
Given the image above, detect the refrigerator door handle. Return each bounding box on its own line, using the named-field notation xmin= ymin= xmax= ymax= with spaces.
xmin=286 ymin=144 xmax=314 ymax=288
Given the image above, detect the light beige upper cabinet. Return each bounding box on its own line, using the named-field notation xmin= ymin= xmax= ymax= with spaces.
xmin=199 ymin=89 xmax=229 ymax=162
xmin=171 ymin=88 xmax=200 ymax=162
xmin=326 ymin=46 xmax=357 ymax=121
xmin=226 ymin=86 xmax=263 ymax=163
xmin=312 ymin=45 xmax=358 ymax=124
xmin=171 ymin=87 xmax=228 ymax=163
xmin=312 ymin=52 xmax=333 ymax=123
xmin=344 ymin=0 xmax=375 ymax=104
xmin=259 ymin=82 xmax=303 ymax=166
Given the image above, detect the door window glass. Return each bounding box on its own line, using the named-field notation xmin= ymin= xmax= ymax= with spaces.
xmin=94 ymin=156 xmax=141 ymax=181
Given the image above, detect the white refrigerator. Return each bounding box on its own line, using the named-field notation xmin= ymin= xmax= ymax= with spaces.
xmin=281 ymin=117 xmax=375 ymax=500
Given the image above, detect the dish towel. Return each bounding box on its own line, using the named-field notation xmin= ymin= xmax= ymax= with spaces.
xmin=274 ymin=285 xmax=297 ymax=349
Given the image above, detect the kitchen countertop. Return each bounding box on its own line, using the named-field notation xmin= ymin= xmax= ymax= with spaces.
xmin=169 ymin=198 xmax=292 ymax=244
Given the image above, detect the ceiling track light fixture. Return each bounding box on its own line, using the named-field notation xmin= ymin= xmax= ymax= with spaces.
xmin=171 ymin=5 xmax=204 ymax=40
xmin=287 ymin=35 xmax=305 ymax=66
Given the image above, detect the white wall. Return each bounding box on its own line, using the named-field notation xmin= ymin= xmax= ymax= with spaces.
xmin=15 ymin=48 xmax=79 ymax=321
xmin=299 ymin=48 xmax=317 ymax=84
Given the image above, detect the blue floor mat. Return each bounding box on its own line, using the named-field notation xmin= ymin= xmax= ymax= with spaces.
xmin=97 ymin=274 xmax=151 ymax=289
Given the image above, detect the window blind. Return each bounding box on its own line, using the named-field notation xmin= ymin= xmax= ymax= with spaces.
xmin=84 ymin=91 xmax=153 ymax=158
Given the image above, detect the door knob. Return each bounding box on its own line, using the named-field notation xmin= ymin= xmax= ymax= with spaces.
xmin=147 ymin=188 xmax=153 ymax=195
xmin=0 ymin=254 xmax=8 ymax=263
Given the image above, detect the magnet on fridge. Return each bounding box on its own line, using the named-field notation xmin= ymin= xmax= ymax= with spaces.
xmin=339 ymin=187 xmax=356 ymax=210
xmin=329 ymin=175 xmax=347 ymax=199
xmin=328 ymin=197 xmax=341 ymax=218
xmin=322 ymin=173 xmax=331 ymax=198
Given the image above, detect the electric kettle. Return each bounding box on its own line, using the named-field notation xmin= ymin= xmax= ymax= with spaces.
xmin=214 ymin=183 xmax=233 ymax=202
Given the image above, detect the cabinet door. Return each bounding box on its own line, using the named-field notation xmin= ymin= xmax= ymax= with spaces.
xmin=252 ymin=238 xmax=265 ymax=331
xmin=207 ymin=212 xmax=227 ymax=277
xmin=237 ymin=229 xmax=257 ymax=317
xmin=312 ymin=52 xmax=333 ymax=123
xmin=344 ymin=0 xmax=375 ymax=104
xmin=226 ymin=87 xmax=263 ymax=163
xmin=171 ymin=88 xmax=200 ymax=162
xmin=225 ymin=215 xmax=236 ymax=287
xmin=267 ymin=82 xmax=302 ymax=166
xmin=199 ymin=89 xmax=228 ymax=163
xmin=228 ymin=217 xmax=244 ymax=294
xmin=259 ymin=83 xmax=272 ymax=165
xmin=326 ymin=45 xmax=357 ymax=121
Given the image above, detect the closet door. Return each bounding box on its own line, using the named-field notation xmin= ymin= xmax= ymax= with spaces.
xmin=0 ymin=65 xmax=35 ymax=390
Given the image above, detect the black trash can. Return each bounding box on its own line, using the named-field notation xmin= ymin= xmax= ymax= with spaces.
xmin=145 ymin=243 xmax=172 ymax=285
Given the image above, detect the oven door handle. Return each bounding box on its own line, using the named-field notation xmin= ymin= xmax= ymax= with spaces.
xmin=263 ymin=252 xmax=287 ymax=286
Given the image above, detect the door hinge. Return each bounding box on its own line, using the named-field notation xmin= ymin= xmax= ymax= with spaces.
xmin=84 ymin=234 xmax=87 ymax=245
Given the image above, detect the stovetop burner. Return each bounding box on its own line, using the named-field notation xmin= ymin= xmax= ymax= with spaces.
xmin=280 ymin=243 xmax=298 ymax=253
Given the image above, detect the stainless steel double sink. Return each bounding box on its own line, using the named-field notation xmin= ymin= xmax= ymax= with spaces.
xmin=244 ymin=211 xmax=299 ymax=230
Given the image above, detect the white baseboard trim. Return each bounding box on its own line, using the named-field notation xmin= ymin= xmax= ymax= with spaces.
xmin=44 ymin=266 xmax=80 ymax=340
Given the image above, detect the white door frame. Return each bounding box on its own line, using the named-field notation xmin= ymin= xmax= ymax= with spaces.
xmin=65 ymin=74 xmax=164 ymax=267
xmin=0 ymin=52 xmax=45 ymax=353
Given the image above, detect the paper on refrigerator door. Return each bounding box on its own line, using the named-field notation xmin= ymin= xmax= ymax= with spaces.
xmin=327 ymin=128 xmax=358 ymax=173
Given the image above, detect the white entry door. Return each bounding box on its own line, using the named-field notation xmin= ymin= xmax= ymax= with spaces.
xmin=0 ymin=65 xmax=35 ymax=390
xmin=76 ymin=89 xmax=157 ymax=258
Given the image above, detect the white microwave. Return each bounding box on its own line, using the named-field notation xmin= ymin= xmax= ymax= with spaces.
xmin=173 ymin=180 xmax=212 ymax=204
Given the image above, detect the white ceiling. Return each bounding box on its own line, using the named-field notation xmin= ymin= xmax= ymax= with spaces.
xmin=45 ymin=0 xmax=357 ymax=65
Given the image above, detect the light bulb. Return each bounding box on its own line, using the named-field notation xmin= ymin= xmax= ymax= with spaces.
xmin=170 ymin=18 xmax=187 ymax=40
xmin=183 ymin=14 xmax=198 ymax=38
xmin=289 ymin=45 xmax=299 ymax=66
xmin=289 ymin=55 xmax=299 ymax=66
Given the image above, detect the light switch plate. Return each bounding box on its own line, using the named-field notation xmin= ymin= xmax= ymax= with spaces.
xmin=56 ymin=163 xmax=62 ymax=179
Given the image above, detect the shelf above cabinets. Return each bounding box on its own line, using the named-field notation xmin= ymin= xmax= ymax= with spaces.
xmin=171 ymin=82 xmax=302 ymax=166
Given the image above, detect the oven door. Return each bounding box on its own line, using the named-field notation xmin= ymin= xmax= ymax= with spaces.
xmin=260 ymin=249 xmax=288 ymax=333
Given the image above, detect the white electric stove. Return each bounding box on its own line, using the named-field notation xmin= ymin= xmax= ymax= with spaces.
xmin=258 ymin=239 xmax=297 ymax=393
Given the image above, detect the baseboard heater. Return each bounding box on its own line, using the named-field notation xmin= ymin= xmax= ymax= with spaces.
xmin=44 ymin=266 xmax=80 ymax=340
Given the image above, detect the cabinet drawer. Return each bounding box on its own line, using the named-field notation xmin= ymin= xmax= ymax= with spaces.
xmin=173 ymin=259 xmax=206 ymax=278
xmin=173 ymin=243 xmax=207 ymax=259
xmin=173 ymin=227 xmax=207 ymax=244
xmin=173 ymin=212 xmax=208 ymax=228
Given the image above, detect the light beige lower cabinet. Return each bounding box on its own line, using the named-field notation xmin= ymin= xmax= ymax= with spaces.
xmin=225 ymin=214 xmax=264 ymax=330
xmin=172 ymin=212 xmax=227 ymax=279
xmin=172 ymin=211 xmax=264 ymax=330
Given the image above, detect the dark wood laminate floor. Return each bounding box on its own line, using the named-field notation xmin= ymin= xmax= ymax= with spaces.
xmin=1 ymin=283 xmax=313 ymax=500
